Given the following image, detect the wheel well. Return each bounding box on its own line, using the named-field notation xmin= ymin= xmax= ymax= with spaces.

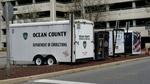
xmin=46 ymin=55 xmax=57 ymax=64
xmin=33 ymin=55 xmax=43 ymax=61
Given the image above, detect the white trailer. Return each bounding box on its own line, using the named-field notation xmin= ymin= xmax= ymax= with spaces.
xmin=9 ymin=19 xmax=94 ymax=65
xmin=94 ymin=29 xmax=125 ymax=56
xmin=109 ymin=29 xmax=125 ymax=56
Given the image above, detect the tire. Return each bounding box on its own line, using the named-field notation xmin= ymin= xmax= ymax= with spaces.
xmin=46 ymin=57 xmax=56 ymax=66
xmin=34 ymin=57 xmax=43 ymax=66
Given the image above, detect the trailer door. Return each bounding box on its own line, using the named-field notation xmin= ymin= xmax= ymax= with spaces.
xmin=74 ymin=23 xmax=94 ymax=60
xmin=125 ymin=33 xmax=132 ymax=54
xmin=132 ymin=32 xmax=141 ymax=54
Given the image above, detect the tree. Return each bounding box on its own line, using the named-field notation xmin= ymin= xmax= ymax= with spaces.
xmin=16 ymin=4 xmax=40 ymax=23
xmin=71 ymin=0 xmax=106 ymax=22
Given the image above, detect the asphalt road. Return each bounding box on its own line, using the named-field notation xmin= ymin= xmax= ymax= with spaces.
xmin=23 ymin=57 xmax=150 ymax=84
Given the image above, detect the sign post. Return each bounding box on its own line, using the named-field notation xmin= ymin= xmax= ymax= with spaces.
xmin=69 ymin=13 xmax=74 ymax=63
xmin=145 ymin=21 xmax=150 ymax=36
xmin=113 ymin=21 xmax=119 ymax=58
xmin=3 ymin=1 xmax=14 ymax=78
xmin=126 ymin=22 xmax=130 ymax=33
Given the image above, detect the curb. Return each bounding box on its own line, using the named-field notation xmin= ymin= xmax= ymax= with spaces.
xmin=0 ymin=56 xmax=150 ymax=84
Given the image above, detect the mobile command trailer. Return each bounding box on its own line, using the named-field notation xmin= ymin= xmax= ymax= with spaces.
xmin=94 ymin=31 xmax=109 ymax=60
xmin=9 ymin=20 xmax=94 ymax=65
xmin=109 ymin=29 xmax=125 ymax=56
xmin=94 ymin=29 xmax=125 ymax=56
xmin=125 ymin=31 xmax=141 ymax=55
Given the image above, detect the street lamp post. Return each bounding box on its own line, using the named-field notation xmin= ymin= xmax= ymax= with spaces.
xmin=3 ymin=1 xmax=14 ymax=78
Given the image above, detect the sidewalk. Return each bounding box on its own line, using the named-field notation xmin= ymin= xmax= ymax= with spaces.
xmin=0 ymin=52 xmax=6 ymax=68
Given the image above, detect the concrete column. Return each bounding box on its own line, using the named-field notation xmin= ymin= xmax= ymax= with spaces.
xmin=82 ymin=0 xmax=85 ymax=19
xmin=106 ymin=4 xmax=110 ymax=11
xmin=15 ymin=1 xmax=18 ymax=6
xmin=133 ymin=20 xmax=136 ymax=27
xmin=15 ymin=1 xmax=19 ymax=23
xmin=106 ymin=22 xmax=110 ymax=28
xmin=132 ymin=1 xmax=136 ymax=8
xmin=50 ymin=0 xmax=56 ymax=21
xmin=33 ymin=0 xmax=36 ymax=4
xmin=0 ymin=4 xmax=2 ymax=49
xmin=15 ymin=15 xmax=19 ymax=23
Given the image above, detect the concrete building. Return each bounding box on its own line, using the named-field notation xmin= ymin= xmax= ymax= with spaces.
xmin=0 ymin=0 xmax=150 ymax=49
xmin=90 ymin=0 xmax=150 ymax=48
xmin=0 ymin=0 xmax=72 ymax=50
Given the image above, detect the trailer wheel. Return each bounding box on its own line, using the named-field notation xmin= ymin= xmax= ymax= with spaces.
xmin=46 ymin=57 xmax=56 ymax=66
xmin=34 ymin=57 xmax=43 ymax=66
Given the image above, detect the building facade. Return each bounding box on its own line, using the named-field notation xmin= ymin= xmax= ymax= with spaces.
xmin=0 ymin=2 xmax=4 ymax=50
xmin=0 ymin=0 xmax=73 ymax=50
xmin=0 ymin=0 xmax=150 ymax=49
xmin=89 ymin=0 xmax=150 ymax=48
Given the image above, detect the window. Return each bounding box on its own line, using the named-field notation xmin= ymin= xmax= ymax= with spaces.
xmin=56 ymin=11 xmax=67 ymax=18
xmin=136 ymin=18 xmax=150 ymax=27
xmin=35 ymin=0 xmax=49 ymax=3
xmin=37 ymin=11 xmax=50 ymax=18
xmin=109 ymin=21 xmax=116 ymax=28
xmin=56 ymin=0 xmax=72 ymax=3
xmin=16 ymin=0 xmax=32 ymax=5
xmin=119 ymin=20 xmax=133 ymax=28
xmin=136 ymin=1 xmax=148 ymax=8
xmin=94 ymin=22 xmax=106 ymax=29
xmin=16 ymin=11 xmax=50 ymax=20
xmin=3 ymin=42 xmax=6 ymax=47
xmin=85 ymin=5 xmax=106 ymax=13
xmin=109 ymin=2 xmax=132 ymax=11
xmin=2 ymin=29 xmax=6 ymax=35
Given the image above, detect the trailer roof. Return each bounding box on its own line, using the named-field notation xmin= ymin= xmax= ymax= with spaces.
xmin=10 ymin=19 xmax=93 ymax=28
xmin=94 ymin=29 xmax=124 ymax=32
xmin=124 ymin=30 xmax=140 ymax=33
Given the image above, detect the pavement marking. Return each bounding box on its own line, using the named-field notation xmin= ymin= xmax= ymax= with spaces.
xmin=33 ymin=79 xmax=96 ymax=84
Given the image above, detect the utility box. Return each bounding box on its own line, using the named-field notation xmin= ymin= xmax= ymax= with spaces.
xmin=125 ymin=31 xmax=141 ymax=55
